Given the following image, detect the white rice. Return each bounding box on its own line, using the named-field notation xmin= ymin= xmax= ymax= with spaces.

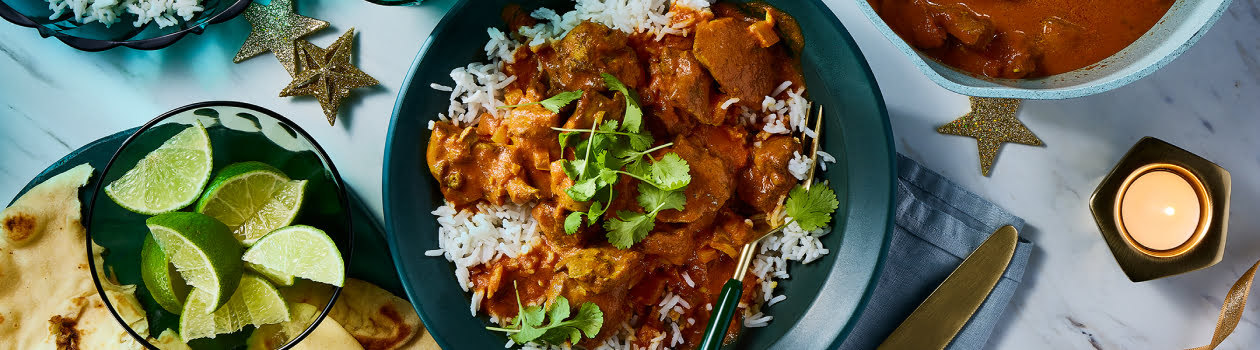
xmin=426 ymin=0 xmax=838 ymax=348
xmin=47 ymin=0 xmax=203 ymax=28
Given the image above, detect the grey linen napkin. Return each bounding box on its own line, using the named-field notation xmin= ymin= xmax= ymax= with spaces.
xmin=838 ymin=154 xmax=1034 ymax=350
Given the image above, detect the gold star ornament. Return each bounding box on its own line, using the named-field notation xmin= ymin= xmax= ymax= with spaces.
xmin=281 ymin=28 xmax=379 ymax=126
xmin=937 ymin=97 xmax=1043 ymax=176
xmin=233 ymin=0 xmax=329 ymax=76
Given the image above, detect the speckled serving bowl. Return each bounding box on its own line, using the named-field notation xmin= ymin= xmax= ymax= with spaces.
xmin=856 ymin=0 xmax=1233 ymax=99
xmin=0 ymin=0 xmax=249 ymax=51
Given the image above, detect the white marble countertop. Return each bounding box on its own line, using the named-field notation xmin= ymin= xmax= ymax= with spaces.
xmin=3 ymin=0 xmax=1259 ymax=348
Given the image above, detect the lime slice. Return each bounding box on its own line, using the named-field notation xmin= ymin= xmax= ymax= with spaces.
xmin=106 ymin=121 xmax=213 ymax=215
xmin=141 ymin=233 xmax=191 ymax=315
xmin=243 ymin=226 xmax=345 ymax=287
xmin=248 ymin=262 xmax=295 ymax=287
xmin=246 ymin=302 xmax=321 ymax=350
xmin=195 ymin=162 xmax=308 ymax=246
xmin=147 ymin=212 xmax=244 ymax=313
xmin=179 ymin=273 xmax=290 ymax=341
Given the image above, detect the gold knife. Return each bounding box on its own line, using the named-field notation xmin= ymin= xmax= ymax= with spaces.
xmin=878 ymin=225 xmax=1019 ymax=350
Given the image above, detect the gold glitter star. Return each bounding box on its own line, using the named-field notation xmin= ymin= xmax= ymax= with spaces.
xmin=233 ymin=0 xmax=329 ymax=76
xmin=280 ymin=28 xmax=379 ymax=126
xmin=937 ymin=97 xmax=1043 ymax=176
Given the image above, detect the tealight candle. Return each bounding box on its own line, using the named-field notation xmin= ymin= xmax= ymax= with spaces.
xmin=1119 ymin=170 xmax=1201 ymax=251
xmin=1090 ymin=137 xmax=1232 ymax=282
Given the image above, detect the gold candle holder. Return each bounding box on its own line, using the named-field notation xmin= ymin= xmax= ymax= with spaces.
xmin=1089 ymin=137 xmax=1232 ymax=282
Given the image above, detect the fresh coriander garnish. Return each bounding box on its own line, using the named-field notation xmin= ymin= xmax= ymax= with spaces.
xmin=486 ymin=282 xmax=605 ymax=346
xmin=499 ymin=90 xmax=584 ymax=113
xmin=554 ymin=74 xmax=692 ymax=249
xmin=601 ymin=73 xmax=643 ymax=133
xmin=784 ymin=182 xmax=840 ymax=231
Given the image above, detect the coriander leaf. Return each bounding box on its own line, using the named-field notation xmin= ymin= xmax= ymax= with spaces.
xmin=625 ymin=157 xmax=650 ymax=178
xmin=599 ymin=120 xmax=620 ymax=133
xmin=564 ymin=212 xmax=584 ymax=234
xmin=604 ymin=211 xmax=655 ymax=249
xmin=498 ymin=90 xmax=583 ymax=113
xmin=587 ymin=200 xmax=607 ymax=221
xmin=566 ymin=177 xmax=599 ymax=202
xmin=547 ymin=296 xmax=571 ymax=326
xmin=540 ymin=90 xmax=583 ymax=112
xmin=601 ymin=73 xmax=643 ymax=133
xmin=650 ymin=153 xmax=692 ymax=191
xmin=571 ymin=301 xmax=605 ymax=338
xmin=512 ymin=305 xmax=547 ymax=344
xmin=784 ymin=182 xmax=840 ymax=231
xmin=598 ymin=168 xmax=619 ymax=187
xmin=636 ymin=183 xmax=686 ymax=213
xmin=627 ymin=131 xmax=653 ymax=152
xmin=558 ymin=131 xmax=579 ymax=154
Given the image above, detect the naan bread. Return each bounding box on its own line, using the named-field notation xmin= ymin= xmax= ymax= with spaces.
xmin=286 ymin=278 xmax=437 ymax=350
xmin=292 ymin=315 xmax=364 ymax=350
xmin=151 ymin=329 xmax=192 ymax=350
xmin=0 ymin=164 xmax=149 ymax=350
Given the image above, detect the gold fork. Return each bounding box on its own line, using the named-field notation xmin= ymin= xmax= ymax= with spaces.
xmin=698 ymin=105 xmax=824 ymax=350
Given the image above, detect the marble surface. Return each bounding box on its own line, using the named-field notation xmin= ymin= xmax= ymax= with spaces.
xmin=2 ymin=0 xmax=1259 ymax=348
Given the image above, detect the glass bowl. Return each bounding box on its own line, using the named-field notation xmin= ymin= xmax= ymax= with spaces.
xmin=85 ymin=101 xmax=354 ymax=349
xmin=0 ymin=0 xmax=250 ymax=51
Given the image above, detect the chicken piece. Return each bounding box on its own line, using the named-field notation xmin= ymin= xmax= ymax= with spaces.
xmin=656 ymin=135 xmax=734 ymax=223
xmin=427 ymin=121 xmax=540 ymax=206
xmin=639 ymin=211 xmax=716 ymax=265
xmin=693 ymin=17 xmax=776 ymax=109
xmin=564 ymin=90 xmax=624 ymax=131
xmin=737 ymin=134 xmax=800 ymax=213
xmin=1035 ymin=16 xmax=1085 ymax=65
xmin=533 ymin=200 xmax=584 ymax=249
xmin=691 ymin=125 xmax=748 ymax=169
xmin=708 ymin=212 xmax=756 ymax=258
xmin=541 ymin=21 xmax=645 ymax=93
xmin=877 ymin=0 xmax=947 ymax=49
xmin=644 ymin=38 xmax=716 ymax=124
xmin=558 ymin=247 xmax=645 ymax=295
xmin=934 ymin=4 xmax=994 ymax=47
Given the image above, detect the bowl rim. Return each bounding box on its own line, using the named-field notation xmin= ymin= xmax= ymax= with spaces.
xmin=84 ymin=100 xmax=354 ymax=349
xmin=0 ymin=0 xmax=251 ymax=51
xmin=382 ymin=0 xmax=896 ymax=348
xmin=853 ymin=0 xmax=1234 ymax=99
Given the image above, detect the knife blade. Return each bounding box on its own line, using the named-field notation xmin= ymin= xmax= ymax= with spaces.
xmin=877 ymin=225 xmax=1019 ymax=350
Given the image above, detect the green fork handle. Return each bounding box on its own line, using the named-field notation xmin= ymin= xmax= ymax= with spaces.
xmin=699 ymin=279 xmax=743 ymax=350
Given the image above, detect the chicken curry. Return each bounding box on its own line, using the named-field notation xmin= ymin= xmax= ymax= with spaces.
xmin=426 ymin=2 xmax=811 ymax=348
xmin=871 ymin=0 xmax=1175 ymax=79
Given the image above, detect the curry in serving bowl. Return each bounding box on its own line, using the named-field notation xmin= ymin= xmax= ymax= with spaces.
xmin=420 ymin=0 xmax=848 ymax=349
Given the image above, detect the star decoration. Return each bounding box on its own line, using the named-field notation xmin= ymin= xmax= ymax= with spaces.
xmin=280 ymin=28 xmax=379 ymax=126
xmin=937 ymin=97 xmax=1043 ymax=176
xmin=233 ymin=0 xmax=329 ymax=76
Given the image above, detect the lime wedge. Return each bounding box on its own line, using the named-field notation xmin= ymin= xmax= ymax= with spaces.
xmin=245 ymin=302 xmax=321 ymax=350
xmin=147 ymin=212 xmax=244 ymax=313
xmin=179 ymin=273 xmax=290 ymax=341
xmin=243 ymin=226 xmax=345 ymax=287
xmin=141 ymin=233 xmax=191 ymax=315
xmin=248 ymin=262 xmax=295 ymax=287
xmin=106 ymin=121 xmax=213 ymax=215
xmin=195 ymin=162 xmax=307 ymax=246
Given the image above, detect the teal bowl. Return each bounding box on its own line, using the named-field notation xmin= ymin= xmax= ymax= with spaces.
xmin=383 ymin=0 xmax=896 ymax=348
xmin=856 ymin=0 xmax=1233 ymax=99
xmin=0 ymin=0 xmax=250 ymax=51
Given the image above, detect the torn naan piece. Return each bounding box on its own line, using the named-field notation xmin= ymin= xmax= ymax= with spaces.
xmin=285 ymin=278 xmax=434 ymax=350
xmin=248 ymin=302 xmax=364 ymax=350
xmin=0 ymin=164 xmax=149 ymax=350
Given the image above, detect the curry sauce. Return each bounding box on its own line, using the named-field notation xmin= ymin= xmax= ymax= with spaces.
xmin=871 ymin=0 xmax=1175 ymax=78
